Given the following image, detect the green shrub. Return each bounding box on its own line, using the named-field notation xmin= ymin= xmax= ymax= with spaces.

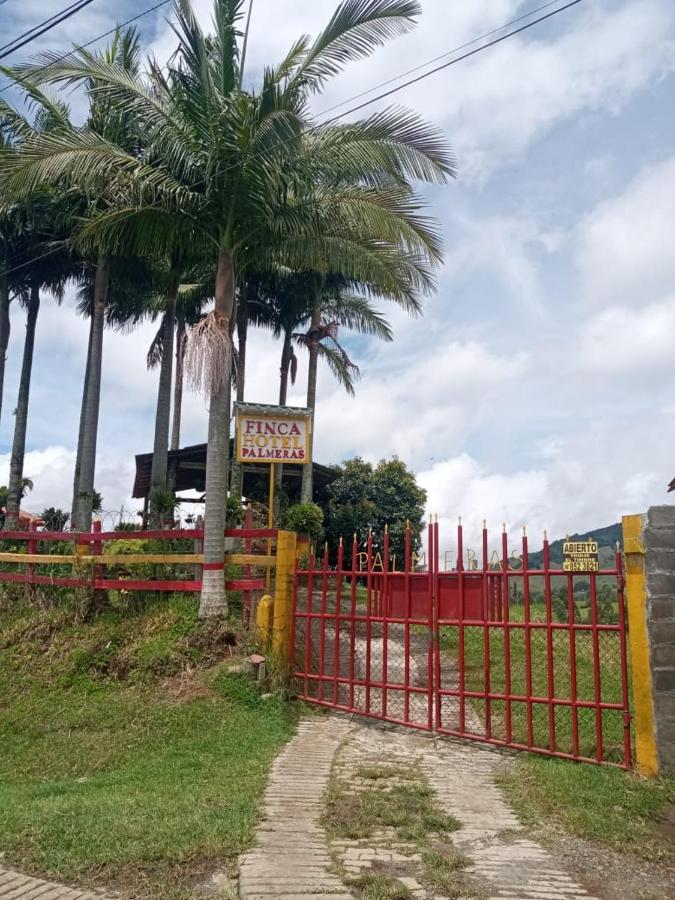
xmin=282 ymin=502 xmax=324 ymax=540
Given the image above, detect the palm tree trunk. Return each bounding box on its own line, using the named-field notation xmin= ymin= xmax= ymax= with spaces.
xmin=274 ymin=328 xmax=294 ymax=514
xmin=0 ymin=264 xmax=10 ymax=426
xmin=71 ymin=314 xmax=94 ymax=527
xmin=5 ymin=280 xmax=40 ymax=530
xmin=74 ymin=253 xmax=110 ymax=532
xmin=279 ymin=328 xmax=292 ymax=406
xmin=199 ymin=247 xmax=235 ymax=619
xmin=170 ymin=312 xmax=185 ymax=451
xmin=229 ymin=283 xmax=249 ymax=498
xmin=300 ymin=296 xmax=321 ymax=503
xmin=149 ymin=275 xmax=178 ymax=526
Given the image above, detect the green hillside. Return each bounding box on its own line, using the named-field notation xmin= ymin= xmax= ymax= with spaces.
xmin=528 ymin=522 xmax=622 ymax=569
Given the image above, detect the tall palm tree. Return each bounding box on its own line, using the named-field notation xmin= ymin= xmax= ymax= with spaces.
xmin=1 ymin=0 xmax=453 ymax=617
xmin=0 ymin=87 xmax=80 ymax=529
xmin=2 ymin=29 xmax=146 ymax=531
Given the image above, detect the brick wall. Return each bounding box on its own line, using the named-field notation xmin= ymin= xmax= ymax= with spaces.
xmin=644 ymin=506 xmax=675 ymax=772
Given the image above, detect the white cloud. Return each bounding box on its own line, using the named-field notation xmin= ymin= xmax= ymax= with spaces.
xmin=577 ymin=297 xmax=675 ymax=376
xmin=577 ymin=155 xmax=675 ymax=308
xmin=148 ymin=0 xmax=675 ymax=179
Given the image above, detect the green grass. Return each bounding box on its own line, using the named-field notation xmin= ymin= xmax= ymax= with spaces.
xmin=441 ymin=601 xmax=629 ymax=762
xmin=499 ymin=756 xmax=675 ymax=863
xmin=0 ymin=596 xmax=296 ymax=898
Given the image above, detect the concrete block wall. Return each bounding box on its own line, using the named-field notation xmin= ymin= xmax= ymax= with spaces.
xmin=643 ymin=506 xmax=675 ymax=772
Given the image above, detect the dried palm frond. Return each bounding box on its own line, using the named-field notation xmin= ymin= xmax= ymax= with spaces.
xmin=184 ymin=310 xmax=232 ymax=397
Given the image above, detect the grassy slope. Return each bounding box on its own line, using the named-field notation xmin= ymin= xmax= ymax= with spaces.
xmin=0 ymin=596 xmax=296 ymax=898
xmin=498 ymin=756 xmax=675 ymax=864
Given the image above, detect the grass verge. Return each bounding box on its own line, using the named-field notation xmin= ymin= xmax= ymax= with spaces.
xmin=498 ymin=755 xmax=675 ymax=863
xmin=0 ymin=595 xmax=296 ymax=898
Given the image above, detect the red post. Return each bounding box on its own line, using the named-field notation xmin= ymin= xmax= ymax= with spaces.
xmin=243 ymin=507 xmax=253 ymax=626
xmin=428 ymin=520 xmax=436 ymax=732
xmin=92 ymin=519 xmax=103 ymax=593
xmin=567 ymin=570 xmax=580 ymax=758
xmin=365 ymin=530 xmax=373 ymax=715
xmin=382 ymin=527 xmax=390 ymax=720
xmin=522 ymin=529 xmax=534 ymax=747
xmin=404 ymin=522 xmax=411 ymax=723
xmin=349 ymin=534 xmax=358 ymax=711
xmin=502 ymin=526 xmax=512 ymax=743
xmin=589 ymin=570 xmax=604 ymax=761
xmin=303 ymin=544 xmax=314 ymax=699
xmin=318 ymin=543 xmax=329 ymax=702
xmin=616 ymin=550 xmax=633 ymax=768
xmin=482 ymin=522 xmax=492 ymax=739
xmin=543 ymin=533 xmax=556 ymax=752
xmin=333 ymin=538 xmax=344 ymax=705
xmin=27 ymin=519 xmax=38 ymax=594
xmin=457 ymin=519 xmax=466 ymax=734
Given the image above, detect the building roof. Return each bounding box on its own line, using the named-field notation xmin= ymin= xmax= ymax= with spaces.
xmin=132 ymin=440 xmax=338 ymax=500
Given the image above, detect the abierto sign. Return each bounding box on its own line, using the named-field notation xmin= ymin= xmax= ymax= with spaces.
xmin=235 ymin=403 xmax=311 ymax=465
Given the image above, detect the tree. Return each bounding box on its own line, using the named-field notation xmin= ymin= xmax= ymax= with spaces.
xmin=0 ymin=88 xmax=80 ymax=530
xmin=4 ymin=0 xmax=452 ymax=618
xmin=324 ymin=456 xmax=426 ymax=567
xmin=1 ymin=29 xmax=146 ymax=532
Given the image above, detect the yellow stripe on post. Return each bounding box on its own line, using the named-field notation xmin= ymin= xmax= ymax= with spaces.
xmin=272 ymin=530 xmax=297 ymax=667
xmin=623 ymin=514 xmax=659 ymax=777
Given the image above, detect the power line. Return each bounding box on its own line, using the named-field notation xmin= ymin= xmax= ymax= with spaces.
xmin=321 ymin=0 xmax=585 ymax=125
xmin=0 ymin=1 xmax=100 ymax=61
xmin=318 ymin=0 xmax=568 ymax=118
xmin=0 ymin=0 xmax=172 ymax=95
xmin=0 ymin=0 xmax=585 ymax=280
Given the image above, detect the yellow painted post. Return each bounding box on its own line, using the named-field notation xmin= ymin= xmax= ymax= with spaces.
xmin=622 ymin=514 xmax=659 ymax=777
xmin=272 ymin=529 xmax=297 ymax=668
xmin=255 ymin=594 xmax=274 ymax=650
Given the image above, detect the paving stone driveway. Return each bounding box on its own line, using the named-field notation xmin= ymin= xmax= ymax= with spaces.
xmin=238 ymin=714 xmax=601 ymax=900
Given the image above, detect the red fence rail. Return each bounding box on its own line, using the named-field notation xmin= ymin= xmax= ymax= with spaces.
xmin=0 ymin=521 xmax=278 ymax=596
xmin=291 ymin=521 xmax=633 ymax=767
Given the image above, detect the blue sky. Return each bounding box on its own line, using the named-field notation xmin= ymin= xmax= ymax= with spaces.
xmin=1 ymin=0 xmax=675 ymax=547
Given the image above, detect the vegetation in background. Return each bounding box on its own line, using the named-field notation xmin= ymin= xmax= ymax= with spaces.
xmin=282 ymin=502 xmax=324 ymax=541
xmin=324 ymin=456 xmax=427 ymax=566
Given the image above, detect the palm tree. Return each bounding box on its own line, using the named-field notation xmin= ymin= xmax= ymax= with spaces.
xmin=0 ymin=88 xmax=80 ymax=530
xmin=1 ymin=0 xmax=453 ymax=617
xmin=1 ymin=29 xmax=146 ymax=532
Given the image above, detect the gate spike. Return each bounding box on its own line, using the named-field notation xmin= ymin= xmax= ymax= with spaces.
xmin=502 ymin=522 xmax=507 ymax=533
xmin=458 ymin=515 xmax=462 ymax=525
xmin=483 ymin=519 xmax=486 ymax=529
xmin=339 ymin=536 xmax=343 ymax=547
xmin=544 ymin=529 xmax=548 ymax=541
xmin=384 ymin=523 xmax=389 ymax=534
xmin=523 ymin=525 xmax=527 ymax=536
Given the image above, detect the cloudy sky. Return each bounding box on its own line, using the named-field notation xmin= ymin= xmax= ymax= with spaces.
xmin=1 ymin=0 xmax=675 ymax=548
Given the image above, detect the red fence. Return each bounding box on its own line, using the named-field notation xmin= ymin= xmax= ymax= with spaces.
xmin=0 ymin=521 xmax=278 ymax=595
xmin=292 ymin=522 xmax=633 ymax=767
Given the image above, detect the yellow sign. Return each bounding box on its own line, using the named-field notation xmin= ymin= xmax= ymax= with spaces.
xmin=235 ymin=404 xmax=311 ymax=465
xmin=563 ymin=539 xmax=599 ymax=573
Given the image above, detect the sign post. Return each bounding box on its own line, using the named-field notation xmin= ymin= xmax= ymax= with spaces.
xmin=234 ymin=403 xmax=312 ymax=588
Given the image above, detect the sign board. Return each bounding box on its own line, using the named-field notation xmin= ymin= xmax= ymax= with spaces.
xmin=235 ymin=403 xmax=311 ymax=465
xmin=563 ymin=539 xmax=599 ymax=573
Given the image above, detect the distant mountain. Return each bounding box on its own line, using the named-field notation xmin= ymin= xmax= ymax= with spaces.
xmin=528 ymin=522 xmax=622 ymax=568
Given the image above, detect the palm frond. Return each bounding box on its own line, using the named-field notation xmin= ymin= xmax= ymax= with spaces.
xmin=288 ymin=0 xmax=420 ymax=94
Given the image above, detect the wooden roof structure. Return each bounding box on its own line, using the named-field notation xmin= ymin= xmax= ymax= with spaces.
xmin=133 ymin=441 xmax=338 ymax=503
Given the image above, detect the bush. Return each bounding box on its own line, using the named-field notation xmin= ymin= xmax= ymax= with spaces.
xmin=282 ymin=502 xmax=324 ymax=540
xmin=41 ymin=507 xmax=69 ymax=531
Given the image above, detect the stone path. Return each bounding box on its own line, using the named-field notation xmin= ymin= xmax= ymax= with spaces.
xmin=239 ymin=715 xmax=601 ymax=900
xmin=238 ymin=717 xmax=355 ymax=900
xmin=0 ymin=866 xmax=113 ymax=899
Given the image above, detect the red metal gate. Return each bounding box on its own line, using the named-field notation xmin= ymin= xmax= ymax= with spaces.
xmin=291 ymin=521 xmax=633 ymax=767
